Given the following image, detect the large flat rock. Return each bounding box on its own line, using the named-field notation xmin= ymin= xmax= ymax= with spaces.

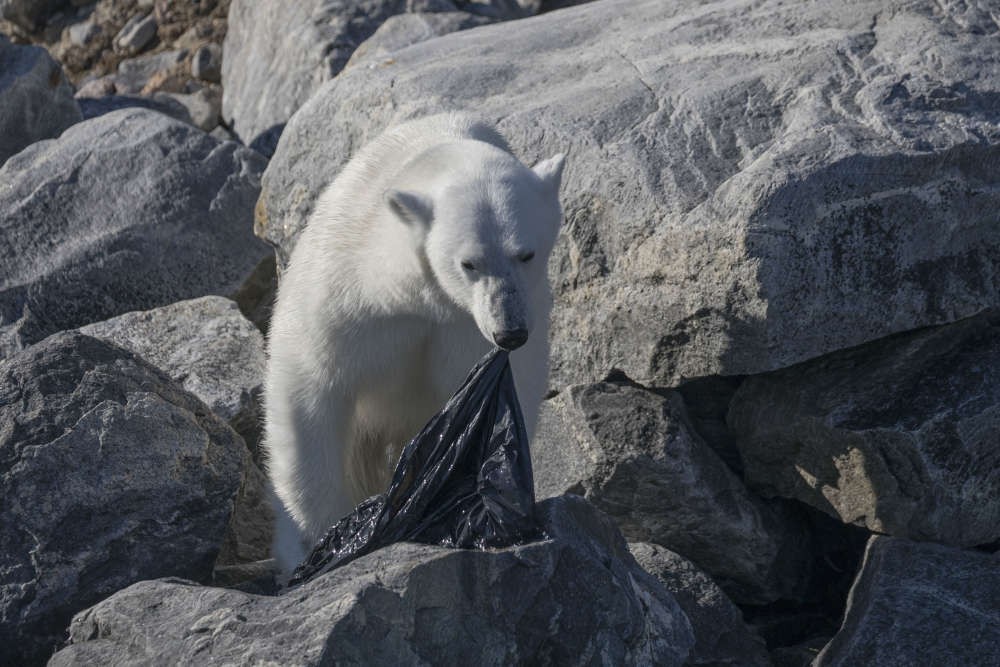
xmin=0 ymin=35 xmax=81 ymax=165
xmin=80 ymin=296 xmax=267 ymax=457
xmin=222 ymin=0 xmax=453 ymax=154
xmin=0 ymin=108 xmax=269 ymax=360
xmin=815 ymin=536 xmax=1000 ymax=667
xmin=728 ymin=311 xmax=1000 ymax=547
xmin=0 ymin=332 xmax=246 ymax=666
xmin=259 ymin=0 xmax=1000 ymax=387
xmin=50 ymin=496 xmax=696 ymax=666
xmin=532 ymin=376 xmax=811 ymax=604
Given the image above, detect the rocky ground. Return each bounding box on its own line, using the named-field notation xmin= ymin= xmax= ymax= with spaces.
xmin=2 ymin=0 xmax=999 ymax=665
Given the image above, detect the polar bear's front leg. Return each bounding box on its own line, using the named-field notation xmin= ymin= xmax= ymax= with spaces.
xmin=267 ymin=387 xmax=356 ymax=573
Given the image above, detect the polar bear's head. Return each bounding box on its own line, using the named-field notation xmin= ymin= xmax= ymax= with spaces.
xmin=386 ymin=143 xmax=565 ymax=350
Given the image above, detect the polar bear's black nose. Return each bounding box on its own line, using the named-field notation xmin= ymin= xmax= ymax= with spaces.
xmin=494 ymin=328 xmax=528 ymax=350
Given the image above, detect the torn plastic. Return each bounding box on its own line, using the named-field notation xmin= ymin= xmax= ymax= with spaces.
xmin=288 ymin=348 xmax=540 ymax=586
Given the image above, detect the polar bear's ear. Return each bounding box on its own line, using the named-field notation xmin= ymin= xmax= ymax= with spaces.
xmin=532 ymin=153 xmax=566 ymax=193
xmin=386 ymin=189 xmax=434 ymax=228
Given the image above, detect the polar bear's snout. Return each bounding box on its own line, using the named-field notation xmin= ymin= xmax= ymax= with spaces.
xmin=472 ymin=274 xmax=531 ymax=350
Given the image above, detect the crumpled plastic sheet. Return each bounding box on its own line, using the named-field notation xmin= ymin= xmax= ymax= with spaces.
xmin=288 ymin=348 xmax=541 ymax=586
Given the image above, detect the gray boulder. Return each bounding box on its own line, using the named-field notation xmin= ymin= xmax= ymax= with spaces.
xmin=0 ymin=108 xmax=269 ymax=359
xmin=113 ymin=12 xmax=157 ymax=55
xmin=814 ymin=536 xmax=1000 ymax=667
xmin=0 ymin=0 xmax=67 ymax=31
xmin=222 ymin=0 xmax=463 ymax=154
xmin=345 ymin=11 xmax=495 ymax=69
xmin=259 ymin=0 xmax=1000 ymax=387
xmin=728 ymin=311 xmax=1000 ymax=547
xmin=50 ymin=496 xmax=696 ymax=666
xmin=112 ymin=48 xmax=187 ymax=94
xmin=532 ymin=376 xmax=810 ymax=604
xmin=629 ymin=542 xmax=771 ymax=667
xmin=76 ymin=92 xmax=194 ymax=125
xmin=0 ymin=332 xmax=246 ymax=667
xmin=0 ymin=35 xmax=81 ymax=165
xmin=79 ymin=295 xmax=267 ymax=458
xmin=191 ymin=42 xmax=222 ymax=83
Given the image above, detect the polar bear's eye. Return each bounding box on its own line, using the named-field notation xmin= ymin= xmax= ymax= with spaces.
xmin=519 ymin=251 xmax=535 ymax=263
xmin=461 ymin=260 xmax=477 ymax=272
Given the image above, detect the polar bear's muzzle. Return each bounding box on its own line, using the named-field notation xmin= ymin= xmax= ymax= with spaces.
xmin=473 ymin=276 xmax=530 ymax=351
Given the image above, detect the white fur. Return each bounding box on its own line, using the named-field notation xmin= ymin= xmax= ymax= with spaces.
xmin=264 ymin=114 xmax=565 ymax=574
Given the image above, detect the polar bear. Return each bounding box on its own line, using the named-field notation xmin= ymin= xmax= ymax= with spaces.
xmin=264 ymin=113 xmax=565 ymax=572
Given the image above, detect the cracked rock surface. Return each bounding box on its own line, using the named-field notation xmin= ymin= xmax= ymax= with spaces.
xmin=629 ymin=542 xmax=770 ymax=667
xmin=729 ymin=310 xmax=1000 ymax=547
xmin=80 ymin=295 xmax=267 ymax=458
xmin=259 ymin=0 xmax=1000 ymax=387
xmin=222 ymin=0 xmax=484 ymax=155
xmin=815 ymin=536 xmax=1000 ymax=666
xmin=49 ymin=496 xmax=696 ymax=667
xmin=0 ymin=108 xmax=269 ymax=360
xmin=0 ymin=34 xmax=81 ymax=165
xmin=532 ymin=375 xmax=811 ymax=604
xmin=0 ymin=332 xmax=246 ymax=667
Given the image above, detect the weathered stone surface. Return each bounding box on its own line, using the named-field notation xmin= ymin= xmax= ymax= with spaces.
xmin=112 ymin=48 xmax=187 ymax=94
xmin=814 ymin=536 xmax=1000 ymax=667
xmin=461 ymin=0 xmax=539 ymax=19
xmin=0 ymin=35 xmax=81 ymax=165
xmin=113 ymin=12 xmax=157 ymax=54
xmin=76 ymin=92 xmax=193 ymax=125
xmin=50 ymin=496 xmax=696 ymax=666
xmin=67 ymin=19 xmax=101 ymax=47
xmin=79 ymin=295 xmax=266 ymax=456
xmin=260 ymin=0 xmax=1000 ymax=387
xmin=0 ymin=0 xmax=68 ymax=31
xmin=728 ymin=311 xmax=1000 ymax=546
xmin=0 ymin=108 xmax=269 ymax=359
xmin=532 ymin=376 xmax=810 ymax=604
xmin=629 ymin=542 xmax=770 ymax=667
xmin=0 ymin=332 xmax=246 ymax=667
xmin=191 ymin=42 xmax=221 ymax=82
xmin=222 ymin=0 xmax=462 ymax=154
xmin=346 ymin=11 xmax=494 ymax=68
xmin=160 ymin=85 xmax=222 ymax=131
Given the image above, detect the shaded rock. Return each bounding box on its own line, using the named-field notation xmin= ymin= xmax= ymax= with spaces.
xmin=113 ymin=47 xmax=186 ymax=93
xmin=0 ymin=35 xmax=81 ymax=165
xmin=160 ymin=84 xmax=221 ymax=131
xmin=259 ymin=0 xmax=1000 ymax=387
xmin=190 ymin=41 xmax=221 ymax=82
xmin=532 ymin=376 xmax=811 ymax=604
xmin=0 ymin=108 xmax=269 ymax=359
xmin=815 ymin=536 xmax=1000 ymax=666
xmin=76 ymin=92 xmax=193 ymax=124
xmin=0 ymin=332 xmax=246 ymax=667
xmin=770 ymin=636 xmax=830 ymax=667
xmin=79 ymin=295 xmax=266 ymax=457
xmin=72 ymin=75 xmax=115 ymax=97
xmin=0 ymin=0 xmax=68 ymax=30
xmin=346 ymin=11 xmax=495 ymax=68
xmin=113 ymin=12 xmax=157 ymax=54
xmin=217 ymin=453 xmax=274 ymax=565
xmin=629 ymin=542 xmax=770 ymax=667
xmin=230 ymin=253 xmax=278 ymax=336
xmin=222 ymin=0 xmax=462 ymax=151
xmin=67 ymin=18 xmax=100 ymax=46
xmin=460 ymin=0 xmax=539 ymax=19
xmin=50 ymin=496 xmax=696 ymax=666
xmin=728 ymin=311 xmax=1000 ymax=546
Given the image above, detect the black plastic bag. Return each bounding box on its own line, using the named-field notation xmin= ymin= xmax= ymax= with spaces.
xmin=288 ymin=348 xmax=540 ymax=586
